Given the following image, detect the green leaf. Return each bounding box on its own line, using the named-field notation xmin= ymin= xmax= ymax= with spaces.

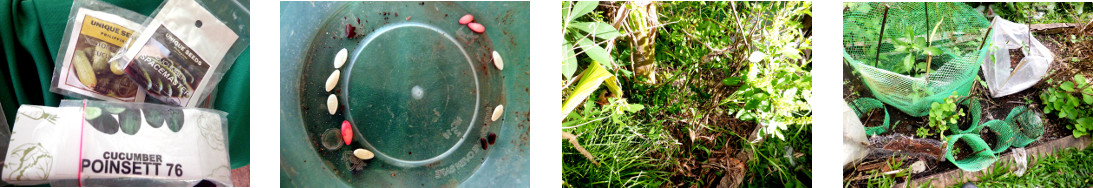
xmin=562 ymin=39 xmax=578 ymax=80
xmin=721 ymin=76 xmax=741 ymax=86
xmin=924 ymin=47 xmax=943 ymax=56
xmin=781 ymin=43 xmax=802 ymax=60
xmin=561 ymin=62 xmax=622 ymax=117
xmin=564 ymin=1 xmax=597 ymax=27
xmin=575 ymin=37 xmax=614 ymax=68
xmin=570 ymin=22 xmax=621 ymax=40
xmin=748 ymin=51 xmax=767 ymax=63
xmin=1084 ymin=94 xmax=1093 ymax=105
xmin=913 ymin=37 xmax=927 ymax=49
xmin=625 ymin=104 xmax=645 ymax=113
xmin=1075 ymin=130 xmax=1087 ymax=138
xmin=902 ymin=54 xmax=914 ymax=73
xmin=1076 ymin=74 xmax=1087 ymax=87
xmin=1062 ymin=81 xmax=1076 ymax=92
xmin=1078 ymin=117 xmax=1093 ymax=128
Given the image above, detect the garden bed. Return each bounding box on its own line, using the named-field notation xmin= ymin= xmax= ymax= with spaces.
xmin=844 ymin=22 xmax=1092 ymax=187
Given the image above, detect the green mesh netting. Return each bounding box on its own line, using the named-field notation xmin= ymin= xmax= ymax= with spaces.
xmin=851 ymin=97 xmax=890 ymax=135
xmin=1006 ymin=106 xmax=1044 ymax=147
xmin=844 ymin=2 xmax=993 ymax=117
xmin=944 ymin=133 xmax=999 ymax=172
xmin=949 ymin=98 xmax=983 ymax=134
xmin=984 ymin=119 xmax=1015 ymax=154
xmin=949 ymin=106 xmax=1043 ymax=171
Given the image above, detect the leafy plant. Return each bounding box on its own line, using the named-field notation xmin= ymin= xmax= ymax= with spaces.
xmin=927 ymin=92 xmax=965 ymax=140
xmin=916 ymin=127 xmax=932 ymax=138
xmin=717 ymin=2 xmax=812 ymax=141
xmin=1041 ymin=74 xmax=1093 ymax=138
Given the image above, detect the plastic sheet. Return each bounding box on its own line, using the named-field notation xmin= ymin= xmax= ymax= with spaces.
xmin=982 ymin=17 xmax=1054 ymax=98
xmin=843 ymin=101 xmax=869 ymax=168
xmin=1 ymin=100 xmax=231 ymax=186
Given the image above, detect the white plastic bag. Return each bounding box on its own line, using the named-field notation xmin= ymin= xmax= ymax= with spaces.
xmin=982 ymin=17 xmax=1054 ymax=98
xmin=843 ymin=101 xmax=869 ymax=168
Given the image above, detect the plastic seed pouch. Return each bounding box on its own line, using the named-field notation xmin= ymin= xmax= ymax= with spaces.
xmin=50 ymin=0 xmax=147 ymax=102
xmin=120 ymin=0 xmax=249 ymax=107
xmin=1 ymin=100 xmax=231 ymax=186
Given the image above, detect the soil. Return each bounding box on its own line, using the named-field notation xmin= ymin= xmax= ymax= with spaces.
xmin=1009 ymin=48 xmax=1025 ymax=68
xmin=950 ymin=138 xmax=975 ymax=161
xmin=863 ymin=109 xmax=885 ymax=127
xmin=844 ymin=25 xmax=1085 ymax=187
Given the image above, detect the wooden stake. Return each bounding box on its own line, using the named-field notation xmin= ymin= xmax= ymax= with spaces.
xmin=875 ymin=4 xmax=891 ymax=65
xmin=926 ymin=53 xmax=933 ymax=83
xmin=978 ymin=17 xmax=997 ymax=51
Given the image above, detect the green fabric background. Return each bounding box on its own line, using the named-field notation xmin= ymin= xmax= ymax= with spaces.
xmin=0 ymin=0 xmax=249 ymax=168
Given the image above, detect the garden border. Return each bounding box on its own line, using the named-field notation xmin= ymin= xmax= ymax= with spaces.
xmin=898 ymin=135 xmax=1091 ymax=187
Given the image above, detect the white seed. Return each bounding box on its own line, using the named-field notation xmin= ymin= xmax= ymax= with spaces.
xmin=327 ymin=94 xmax=338 ymax=115
xmin=492 ymin=51 xmax=503 ymax=71
xmin=491 ymin=104 xmax=504 ymax=121
xmin=353 ymin=148 xmax=374 ymax=160
xmin=334 ymin=48 xmax=348 ymax=68
xmin=326 ymin=70 xmax=340 ymax=92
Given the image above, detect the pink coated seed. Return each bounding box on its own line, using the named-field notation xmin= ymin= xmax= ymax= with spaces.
xmin=468 ymin=23 xmax=485 ymax=33
xmin=342 ymin=120 xmax=353 ymax=145
xmin=459 ymin=14 xmax=474 ymax=25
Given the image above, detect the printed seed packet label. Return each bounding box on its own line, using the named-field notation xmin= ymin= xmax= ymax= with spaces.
xmin=122 ymin=0 xmax=239 ymax=107
xmin=1 ymin=101 xmax=231 ymax=186
xmin=125 ymin=26 xmax=211 ymax=106
xmin=54 ymin=8 xmax=146 ymax=102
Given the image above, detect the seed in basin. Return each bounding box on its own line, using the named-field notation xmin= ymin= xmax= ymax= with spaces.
xmin=326 ymin=70 xmax=340 ymax=92
xmin=468 ymin=23 xmax=485 ymax=33
xmin=327 ymin=94 xmax=338 ymax=115
xmin=488 ymin=132 xmax=497 ymax=145
xmin=491 ymin=104 xmax=504 ymax=121
xmin=341 ymin=120 xmax=353 ymax=145
xmin=492 ymin=51 xmax=503 ymax=70
xmin=458 ymin=14 xmax=474 ymax=25
xmin=334 ymin=48 xmax=347 ymax=68
xmin=480 ymin=137 xmax=489 ymax=150
xmin=353 ymin=148 xmax=374 ymax=160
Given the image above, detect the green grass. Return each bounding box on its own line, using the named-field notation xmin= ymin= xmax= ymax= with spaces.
xmin=741 ymin=124 xmax=812 ymax=187
xmin=562 ymin=100 xmax=676 ymax=187
xmin=954 ymin=145 xmax=1093 ymax=187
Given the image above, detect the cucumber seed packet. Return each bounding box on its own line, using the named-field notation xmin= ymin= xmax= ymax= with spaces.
xmin=50 ymin=0 xmax=147 ymax=102
xmin=121 ymin=0 xmax=243 ymax=107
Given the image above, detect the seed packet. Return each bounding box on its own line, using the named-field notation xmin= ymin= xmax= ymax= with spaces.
xmin=119 ymin=0 xmax=250 ymax=107
xmin=49 ymin=0 xmax=147 ymax=102
xmin=1 ymin=100 xmax=231 ymax=186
